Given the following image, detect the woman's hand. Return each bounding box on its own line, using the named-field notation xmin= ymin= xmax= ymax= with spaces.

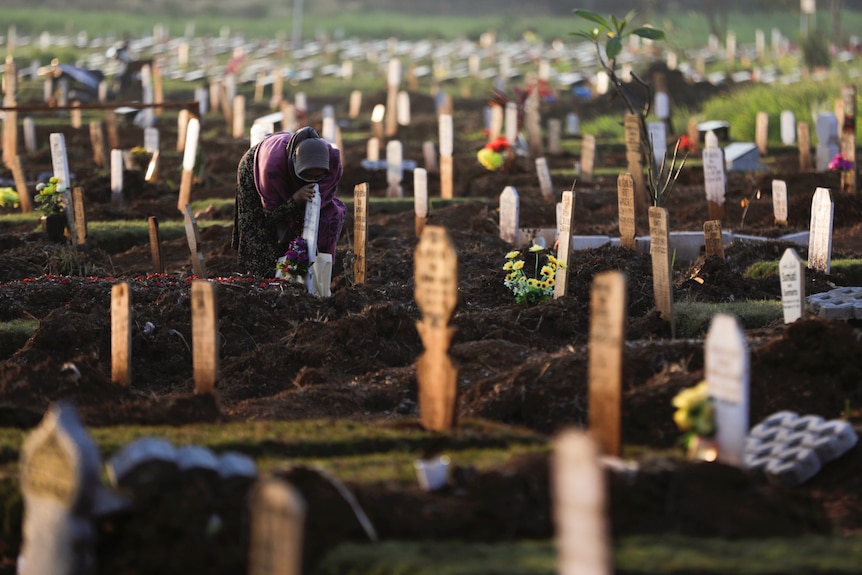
xmin=292 ymin=183 xmax=317 ymax=204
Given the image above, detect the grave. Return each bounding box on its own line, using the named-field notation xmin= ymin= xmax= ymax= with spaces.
xmin=724 ymin=142 xmax=765 ymax=172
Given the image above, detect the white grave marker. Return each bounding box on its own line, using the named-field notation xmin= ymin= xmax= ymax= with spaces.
xmin=414 ymin=167 xmax=428 ymax=237
xmin=705 ymin=314 xmax=750 ymax=466
xmin=554 ymin=190 xmax=574 ymax=299
xmin=808 ymin=187 xmax=834 ymax=274
xmin=248 ymin=479 xmax=306 ymax=575
xmin=780 ymin=111 xmax=796 ymax=145
xmin=772 ymin=179 xmax=788 ymax=225
xmin=386 ymin=140 xmax=403 ymax=198
xmin=535 ymin=157 xmax=554 ymax=200
xmin=111 ymin=149 xmax=124 ymax=200
xmin=499 ymin=186 xmax=520 ymax=246
xmin=580 ymin=135 xmax=596 ymax=183
xmin=779 ymin=248 xmax=806 ymax=323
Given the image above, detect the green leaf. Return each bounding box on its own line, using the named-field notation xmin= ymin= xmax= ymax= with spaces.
xmin=573 ymin=9 xmax=611 ymax=30
xmin=631 ymin=27 xmax=665 ymax=40
xmin=571 ymin=31 xmax=598 ymax=42
xmin=606 ymin=35 xmax=622 ymax=60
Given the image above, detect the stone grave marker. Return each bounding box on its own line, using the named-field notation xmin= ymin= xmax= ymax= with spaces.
xmin=107 ymin=437 xmax=178 ymax=492
xmin=385 ymin=58 xmax=401 ymax=137
xmin=111 ymin=282 xmax=132 ymax=387
xmin=815 ymin=112 xmax=839 ymax=172
xmin=183 ymin=205 xmax=207 ymax=278
xmin=49 ymin=133 xmax=77 ymax=244
xmin=703 ymin=220 xmax=724 ymax=259
xmin=414 ymin=167 xmax=428 ymax=237
xmin=780 ymin=110 xmax=796 ymax=145
xmin=110 ymin=149 xmax=123 ymax=203
xmin=648 ymin=206 xmax=674 ymax=338
xmin=191 ymin=279 xmax=219 ymax=395
xmin=808 ymin=187 xmax=834 ymax=274
xmin=617 ymin=173 xmax=636 ymax=250
xmin=20 ymin=402 xmax=101 ymax=575
xmin=772 ymin=179 xmax=788 ymax=226
xmin=647 ymin=121 xmax=667 ymax=169
xmin=414 ymin=226 xmax=459 ymax=432
xmin=178 ymin=117 xmax=200 ymax=211
xmin=551 ymin=430 xmax=610 ymax=575
xmin=702 ymin=139 xmax=726 ymax=221
xmin=580 ymin=134 xmax=596 ymax=183
xmin=536 ymin=157 xmax=554 ymax=200
xmin=439 ymin=113 xmax=453 ymax=199
xmin=386 ymin=140 xmax=403 ymax=198
xmin=148 ymin=216 xmax=164 ymax=274
xmin=248 ymin=478 xmax=306 ymax=575
xmin=144 ymin=127 xmax=159 ymax=154
xmin=371 ymin=104 xmax=385 ymax=140
xmin=23 ymin=116 xmax=36 ymax=152
xmin=705 ymin=313 xmax=750 ymax=466
xmin=505 ymin=101 xmax=519 ymax=145
xmin=322 ymin=105 xmax=336 ymax=142
xmin=755 ymin=112 xmax=769 ymax=155
xmin=566 ymin=113 xmax=580 ymax=136
xmin=724 ymin=143 xmax=762 ymax=171
xmin=397 ymin=90 xmax=411 ymax=126
xmin=499 ymin=186 xmax=520 ymax=246
xmin=554 ymin=190 xmax=574 ymax=299
xmin=588 ymin=271 xmax=627 ymax=457
xmin=353 ymin=183 xmax=368 ymax=285
xmin=547 ymin=118 xmax=562 ymax=154
xmin=779 ymin=248 xmax=806 ymax=323
xmin=798 ymin=121 xmax=812 ymax=171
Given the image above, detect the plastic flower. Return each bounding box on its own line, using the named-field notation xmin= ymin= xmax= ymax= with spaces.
xmin=829 ymin=153 xmax=854 ymax=172
xmin=33 ymin=176 xmax=66 ymax=217
xmin=502 ymin=245 xmax=567 ymax=304
xmin=671 ymin=381 xmax=716 ymax=440
xmin=0 ymin=187 xmax=19 ymax=209
xmin=477 ymin=136 xmax=511 ymax=172
xmin=276 ymin=236 xmax=310 ymax=278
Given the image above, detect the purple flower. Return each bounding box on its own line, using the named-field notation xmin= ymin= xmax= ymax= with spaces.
xmin=829 ymin=153 xmax=854 ymax=172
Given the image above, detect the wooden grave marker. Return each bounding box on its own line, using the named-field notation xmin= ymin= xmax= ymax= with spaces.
xmin=353 ymin=183 xmax=368 ymax=285
xmin=70 ymin=101 xmax=81 ymax=129
xmin=551 ymin=430 xmax=611 ymax=575
xmin=397 ymin=90 xmax=411 ymax=127
xmin=20 ymin=403 xmax=101 ymax=575
xmin=841 ymin=84 xmax=856 ymax=193
xmin=248 ymin=478 xmax=306 ymax=575
xmin=439 ymin=113 xmax=454 ymax=199
xmin=111 ymin=282 xmax=132 ymax=387
xmin=625 ymin=113 xmax=647 ymax=215
xmin=349 ymin=90 xmax=362 ymax=119
xmin=554 ymin=190 xmax=574 ymax=299
xmin=705 ymin=314 xmax=750 ymax=466
xmin=587 ymin=271 xmax=627 ymax=457
xmin=703 ymin=220 xmax=724 ymax=259
xmin=499 ymin=186 xmax=520 ymax=246
xmin=808 ymin=187 xmax=834 ymax=274
xmin=72 ymin=187 xmax=87 ymax=244
xmin=422 ymin=141 xmax=438 ymax=174
xmin=176 ymin=109 xmax=190 ymax=153
xmin=617 ymin=172 xmax=636 ymax=249
xmin=9 ymin=155 xmax=31 ymax=213
xmin=772 ymin=179 xmax=788 ymax=226
xmin=414 ymin=226 xmax=459 ymax=432
xmin=232 ymin=95 xmax=246 ymax=140
xmin=149 ymin=216 xmax=164 ymax=274
xmin=755 ymin=111 xmax=769 ymax=155
xmin=191 ymin=280 xmax=219 ymax=395
xmin=547 ymin=118 xmax=561 ymax=155
xmin=414 ymin=167 xmax=428 ymax=237
xmin=89 ymin=121 xmax=108 ymax=168
xmin=580 ymin=134 xmax=596 ymax=183
xmin=183 ymin=205 xmax=208 ymax=278
xmin=648 ymin=206 xmax=674 ymax=338
xmin=385 ymin=58 xmax=401 ymax=137
xmin=780 ymin=248 xmax=807 ymax=323
xmin=104 ymin=110 xmax=119 ymax=150
xmin=798 ymin=122 xmax=812 ymax=172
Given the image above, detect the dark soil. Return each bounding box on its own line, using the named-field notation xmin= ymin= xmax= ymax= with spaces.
xmin=2 ymin=72 xmax=862 ymax=573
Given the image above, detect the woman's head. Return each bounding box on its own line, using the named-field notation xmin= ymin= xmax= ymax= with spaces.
xmin=294 ymin=138 xmax=330 ymax=183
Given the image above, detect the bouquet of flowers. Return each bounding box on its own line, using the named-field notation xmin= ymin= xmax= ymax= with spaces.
xmin=276 ymin=236 xmax=310 ymax=280
xmin=502 ymin=245 xmax=566 ymax=304
xmin=477 ymin=136 xmax=511 ymax=171
xmin=671 ymin=381 xmax=717 ymax=459
xmin=34 ymin=176 xmax=66 ymax=217
xmin=829 ymin=153 xmax=854 ymax=172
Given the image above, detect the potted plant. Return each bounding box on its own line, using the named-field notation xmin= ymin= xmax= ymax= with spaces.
xmin=34 ymin=176 xmax=68 ymax=242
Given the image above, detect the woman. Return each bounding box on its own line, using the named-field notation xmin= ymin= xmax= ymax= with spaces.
xmin=232 ymin=127 xmax=345 ymax=278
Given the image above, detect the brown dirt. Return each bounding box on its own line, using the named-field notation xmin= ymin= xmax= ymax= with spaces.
xmin=2 ymin=78 xmax=862 ymax=573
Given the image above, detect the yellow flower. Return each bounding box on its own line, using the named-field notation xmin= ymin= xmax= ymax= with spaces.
xmin=526 ymin=278 xmax=540 ymax=288
xmin=506 ymin=272 xmax=518 ymax=281
xmin=518 ymin=276 xmax=526 ymax=283
xmin=541 ymin=265 xmax=554 ymax=277
xmin=673 ymin=408 xmax=691 ymax=431
xmin=558 ymin=260 xmax=567 ymax=270
xmin=547 ymin=255 xmax=559 ymax=265
xmin=529 ymin=245 xmax=543 ymax=253
xmin=513 ymin=260 xmax=525 ymax=270
xmin=505 ymin=250 xmax=520 ymax=260
xmin=546 ymin=278 xmax=555 ymax=286
xmin=503 ymin=261 xmax=514 ymax=271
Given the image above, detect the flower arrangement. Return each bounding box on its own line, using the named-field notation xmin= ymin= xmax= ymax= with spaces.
xmin=502 ymin=245 xmax=566 ymax=304
xmin=477 ymin=136 xmax=511 ymax=171
xmin=276 ymin=236 xmax=310 ymax=279
xmin=829 ymin=153 xmax=854 ymax=172
xmin=672 ymin=381 xmax=717 ymax=459
xmin=34 ymin=177 xmax=66 ymax=218
xmin=129 ymin=146 xmax=154 ymax=170
xmin=0 ymin=187 xmax=19 ymax=209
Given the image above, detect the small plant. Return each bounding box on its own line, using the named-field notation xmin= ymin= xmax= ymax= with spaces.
xmin=33 ymin=177 xmax=66 ymax=217
xmin=503 ymin=245 xmax=566 ymax=304
xmin=672 ymin=380 xmax=716 ymax=453
xmin=572 ymin=10 xmax=687 ymax=207
xmin=276 ymin=236 xmax=310 ymax=279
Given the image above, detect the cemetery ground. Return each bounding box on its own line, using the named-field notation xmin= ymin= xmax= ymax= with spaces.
xmin=2 ymin=89 xmax=862 ymax=573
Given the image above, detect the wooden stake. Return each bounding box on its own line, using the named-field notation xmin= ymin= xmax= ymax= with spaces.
xmin=9 ymin=155 xmax=31 ymax=213
xmin=72 ymin=187 xmax=87 ymax=244
xmin=148 ymin=216 xmax=164 ymax=274
xmin=111 ymin=282 xmax=132 ymax=387
xmin=191 ymin=280 xmax=219 ymax=395
xmin=353 ymin=183 xmax=368 ymax=285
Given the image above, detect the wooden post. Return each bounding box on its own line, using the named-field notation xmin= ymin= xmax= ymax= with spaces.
xmin=111 ymin=282 xmax=132 ymax=387
xmin=183 ymin=205 xmax=207 ymax=278
xmin=841 ymin=85 xmax=856 ymax=193
xmin=148 ymin=216 xmax=164 ymax=274
xmin=191 ymin=280 xmax=219 ymax=395
xmin=648 ymin=206 xmax=674 ymax=338
xmin=439 ymin=114 xmax=453 ymax=199
xmin=9 ymin=155 xmax=31 ymax=213
xmin=554 ymin=190 xmax=574 ymax=299
xmin=178 ymin=118 xmax=200 ymax=212
xmin=353 ymin=183 xmax=368 ymax=285
xmin=72 ymin=187 xmax=87 ymax=244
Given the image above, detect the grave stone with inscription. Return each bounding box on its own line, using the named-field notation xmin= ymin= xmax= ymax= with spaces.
xmin=705 ymin=314 xmax=750 ymax=466
xmin=808 ymin=187 xmax=835 ymax=274
xmin=499 ymin=186 xmax=520 ymax=246
xmin=780 ymin=248 xmax=806 ymax=323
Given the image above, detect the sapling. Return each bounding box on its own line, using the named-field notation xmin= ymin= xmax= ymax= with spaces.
xmin=573 ymin=9 xmax=687 ymax=207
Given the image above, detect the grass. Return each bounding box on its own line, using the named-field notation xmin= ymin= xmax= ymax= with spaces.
xmin=674 ymin=300 xmax=784 ymax=339
xmin=747 ymin=258 xmax=862 ymax=285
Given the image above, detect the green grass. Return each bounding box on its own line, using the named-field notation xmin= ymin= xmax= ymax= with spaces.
xmin=674 ymin=300 xmax=783 ymax=339
xmin=747 ymin=258 xmax=862 ymax=285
